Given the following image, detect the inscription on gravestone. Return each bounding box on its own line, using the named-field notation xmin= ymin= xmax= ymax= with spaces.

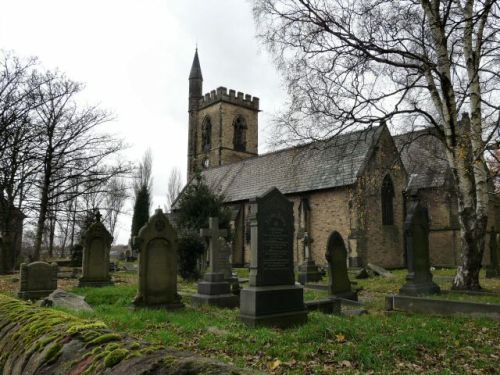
xmin=250 ymin=189 xmax=294 ymax=287
xmin=241 ymin=187 xmax=307 ymax=328
xmin=78 ymin=210 xmax=114 ymax=288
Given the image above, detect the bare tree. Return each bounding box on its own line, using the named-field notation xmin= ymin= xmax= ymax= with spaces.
xmin=31 ymin=71 xmax=128 ymax=260
xmin=166 ymin=167 xmax=183 ymax=211
xmin=0 ymin=52 xmax=45 ymax=272
xmin=104 ymin=177 xmax=128 ymax=241
xmin=253 ymin=0 xmax=500 ymax=289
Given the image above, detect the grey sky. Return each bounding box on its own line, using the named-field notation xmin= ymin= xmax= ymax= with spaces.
xmin=0 ymin=0 xmax=287 ymax=244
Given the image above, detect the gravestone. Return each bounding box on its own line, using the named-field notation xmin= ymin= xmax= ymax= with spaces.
xmin=78 ymin=211 xmax=114 ymax=287
xmin=399 ymin=193 xmax=440 ymax=296
xmin=297 ymin=232 xmax=322 ymax=285
xmin=191 ymin=217 xmax=238 ymax=308
xmin=486 ymin=228 xmax=500 ymax=278
xmin=18 ymin=261 xmax=58 ymax=300
xmin=70 ymin=244 xmax=83 ymax=267
xmin=218 ymin=238 xmax=240 ymax=294
xmin=240 ymin=188 xmax=308 ymax=328
xmin=133 ymin=209 xmax=183 ymax=309
xmin=326 ymin=231 xmax=357 ymax=300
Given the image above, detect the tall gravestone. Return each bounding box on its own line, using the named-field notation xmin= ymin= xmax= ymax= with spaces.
xmin=78 ymin=211 xmax=114 ymax=287
xmin=326 ymin=231 xmax=357 ymax=300
xmin=399 ymin=193 xmax=440 ymax=296
xmin=240 ymin=188 xmax=308 ymax=328
xmin=18 ymin=261 xmax=58 ymax=300
xmin=133 ymin=209 xmax=183 ymax=309
xmin=297 ymin=232 xmax=322 ymax=285
xmin=486 ymin=228 xmax=500 ymax=278
xmin=191 ymin=217 xmax=238 ymax=308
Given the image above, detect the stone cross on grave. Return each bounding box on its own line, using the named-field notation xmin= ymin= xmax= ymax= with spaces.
xmin=192 ymin=217 xmax=238 ymax=308
xmin=200 ymin=217 xmax=227 ymax=275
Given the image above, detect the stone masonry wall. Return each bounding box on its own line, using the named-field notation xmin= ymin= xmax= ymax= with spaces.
xmin=356 ymin=127 xmax=407 ymax=268
xmin=193 ymin=93 xmax=258 ymax=170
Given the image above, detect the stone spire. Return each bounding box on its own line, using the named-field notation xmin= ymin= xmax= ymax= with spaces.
xmin=189 ymin=48 xmax=203 ymax=80
xmin=187 ymin=48 xmax=203 ymax=180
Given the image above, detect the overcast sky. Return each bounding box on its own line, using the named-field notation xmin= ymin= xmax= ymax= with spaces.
xmin=0 ymin=0 xmax=288 ymax=244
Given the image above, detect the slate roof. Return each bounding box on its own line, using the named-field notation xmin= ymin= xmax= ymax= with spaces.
xmin=195 ymin=126 xmax=384 ymax=203
xmin=393 ymin=129 xmax=451 ymax=190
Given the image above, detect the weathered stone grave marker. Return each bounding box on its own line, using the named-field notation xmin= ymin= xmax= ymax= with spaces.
xmin=70 ymin=244 xmax=83 ymax=267
xmin=18 ymin=261 xmax=58 ymax=300
xmin=486 ymin=228 xmax=500 ymax=278
xmin=240 ymin=187 xmax=308 ymax=327
xmin=78 ymin=210 xmax=114 ymax=287
xmin=218 ymin=237 xmax=240 ymax=294
xmin=297 ymin=232 xmax=322 ymax=285
xmin=191 ymin=217 xmax=238 ymax=308
xmin=399 ymin=193 xmax=440 ymax=296
xmin=133 ymin=208 xmax=183 ymax=308
xmin=326 ymin=231 xmax=357 ymax=300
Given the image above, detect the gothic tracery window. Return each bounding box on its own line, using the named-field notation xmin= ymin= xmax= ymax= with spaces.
xmin=233 ymin=116 xmax=247 ymax=152
xmin=381 ymin=174 xmax=395 ymax=225
xmin=201 ymin=117 xmax=212 ymax=152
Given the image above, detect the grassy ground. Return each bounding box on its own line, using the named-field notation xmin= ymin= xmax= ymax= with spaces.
xmin=1 ymin=268 xmax=499 ymax=373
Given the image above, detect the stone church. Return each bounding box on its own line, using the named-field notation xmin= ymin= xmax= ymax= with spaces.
xmin=180 ymin=50 xmax=500 ymax=270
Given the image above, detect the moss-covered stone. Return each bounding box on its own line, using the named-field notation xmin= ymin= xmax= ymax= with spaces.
xmin=0 ymin=294 xmax=254 ymax=374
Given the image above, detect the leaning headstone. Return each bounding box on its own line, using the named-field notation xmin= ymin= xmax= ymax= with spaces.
xmin=486 ymin=228 xmax=500 ymax=278
xmin=39 ymin=289 xmax=93 ymax=312
xmin=297 ymin=232 xmax=322 ymax=285
xmin=133 ymin=209 xmax=183 ymax=309
xmin=399 ymin=193 xmax=440 ymax=296
xmin=191 ymin=217 xmax=238 ymax=308
xmin=367 ymin=263 xmax=393 ymax=278
xmin=240 ymin=188 xmax=308 ymax=328
xmin=78 ymin=211 xmax=114 ymax=287
xmin=18 ymin=261 xmax=58 ymax=300
xmin=326 ymin=232 xmax=358 ymax=301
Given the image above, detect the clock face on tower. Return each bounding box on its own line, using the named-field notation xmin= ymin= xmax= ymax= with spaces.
xmin=203 ymin=158 xmax=210 ymax=169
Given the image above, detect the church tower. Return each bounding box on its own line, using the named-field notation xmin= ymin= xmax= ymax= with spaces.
xmin=187 ymin=49 xmax=260 ymax=180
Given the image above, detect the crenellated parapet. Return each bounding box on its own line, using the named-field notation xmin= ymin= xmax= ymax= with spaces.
xmin=199 ymin=86 xmax=260 ymax=111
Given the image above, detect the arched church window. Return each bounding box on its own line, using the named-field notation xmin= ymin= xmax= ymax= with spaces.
xmin=201 ymin=117 xmax=212 ymax=152
xmin=233 ymin=116 xmax=247 ymax=152
xmin=381 ymin=174 xmax=395 ymax=225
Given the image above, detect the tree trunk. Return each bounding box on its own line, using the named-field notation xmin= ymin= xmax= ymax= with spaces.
xmin=453 ymin=207 xmax=487 ymax=290
xmin=34 ymin=182 xmax=50 ymax=261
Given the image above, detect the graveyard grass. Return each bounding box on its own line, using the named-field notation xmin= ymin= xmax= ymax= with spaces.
xmin=1 ymin=269 xmax=500 ymax=374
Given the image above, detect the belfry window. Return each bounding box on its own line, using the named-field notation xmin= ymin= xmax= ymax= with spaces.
xmin=381 ymin=174 xmax=395 ymax=225
xmin=233 ymin=116 xmax=247 ymax=152
xmin=201 ymin=117 xmax=212 ymax=152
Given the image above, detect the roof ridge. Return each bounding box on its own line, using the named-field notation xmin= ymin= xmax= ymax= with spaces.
xmin=202 ymin=125 xmax=381 ymax=173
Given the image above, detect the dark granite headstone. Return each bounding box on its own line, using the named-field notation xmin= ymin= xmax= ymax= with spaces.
xmin=486 ymin=228 xmax=500 ymax=278
xmin=326 ymin=231 xmax=357 ymax=300
xmin=18 ymin=261 xmax=58 ymax=300
xmin=240 ymin=188 xmax=308 ymax=328
xmin=297 ymin=232 xmax=322 ymax=285
xmin=78 ymin=211 xmax=114 ymax=287
xmin=191 ymin=217 xmax=238 ymax=308
xmin=133 ymin=209 xmax=183 ymax=309
xmin=399 ymin=194 xmax=440 ymax=296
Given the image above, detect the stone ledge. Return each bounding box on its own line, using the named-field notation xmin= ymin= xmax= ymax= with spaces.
xmin=386 ymin=294 xmax=500 ymax=320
